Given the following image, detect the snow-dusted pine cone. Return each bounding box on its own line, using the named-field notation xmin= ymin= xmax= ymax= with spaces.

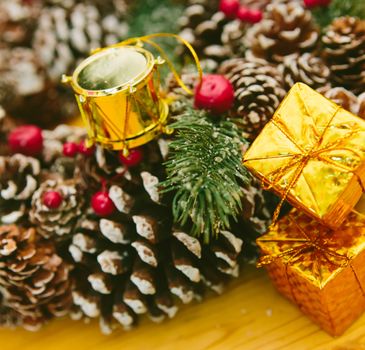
xmin=0 ymin=0 xmax=41 ymax=47
xmin=0 ymin=106 xmax=18 ymax=156
xmin=66 ymin=141 xmax=246 ymax=333
xmin=0 ymin=47 xmax=75 ymax=126
xmin=0 ymin=225 xmax=72 ymax=331
xmin=33 ymin=0 xmax=130 ymax=81
xmin=279 ymin=53 xmax=331 ymax=91
xmin=30 ymin=179 xmax=84 ymax=239
xmin=221 ymin=20 xmax=247 ymax=58
xmin=69 ymin=192 xmax=243 ymax=334
xmin=322 ymin=17 xmax=365 ymax=94
xmin=241 ymin=179 xmax=271 ymax=235
xmin=323 ymin=87 xmax=365 ymax=119
xmin=41 ymin=124 xmax=86 ymax=178
xmin=0 ymin=154 xmax=40 ymax=225
xmin=178 ymin=0 xmax=232 ymax=68
xmin=219 ymin=57 xmax=286 ymax=139
xmin=245 ymin=2 xmax=319 ymax=63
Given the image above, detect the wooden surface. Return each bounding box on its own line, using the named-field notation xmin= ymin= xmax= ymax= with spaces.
xmin=2 ymin=265 xmax=365 ymax=350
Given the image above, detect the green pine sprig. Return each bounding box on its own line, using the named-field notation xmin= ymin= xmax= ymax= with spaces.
xmin=160 ymin=107 xmax=249 ymax=243
xmin=312 ymin=0 xmax=365 ymax=29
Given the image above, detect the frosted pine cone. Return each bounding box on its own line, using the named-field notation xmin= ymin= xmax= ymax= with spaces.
xmin=33 ymin=0 xmax=129 ymax=81
xmin=0 ymin=225 xmax=72 ymax=331
xmin=219 ymin=57 xmax=286 ymax=139
xmin=0 ymin=107 xmax=18 ymax=156
xmin=0 ymin=47 xmax=73 ymax=126
xmin=30 ymin=179 xmax=84 ymax=239
xmin=221 ymin=20 xmax=247 ymax=58
xmin=178 ymin=0 xmax=231 ymax=67
xmin=68 ymin=141 xmax=245 ymax=334
xmin=279 ymin=53 xmax=330 ymax=91
xmin=245 ymin=2 xmax=319 ymax=63
xmin=323 ymin=87 xmax=365 ymax=119
xmin=0 ymin=0 xmax=41 ymax=47
xmin=0 ymin=154 xmax=40 ymax=225
xmin=322 ymin=17 xmax=365 ymax=94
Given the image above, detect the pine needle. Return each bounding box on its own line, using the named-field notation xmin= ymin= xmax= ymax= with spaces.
xmin=312 ymin=0 xmax=365 ymax=29
xmin=161 ymin=108 xmax=249 ymax=243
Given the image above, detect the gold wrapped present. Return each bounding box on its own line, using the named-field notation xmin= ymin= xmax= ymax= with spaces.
xmin=257 ymin=209 xmax=365 ymax=336
xmin=243 ymin=83 xmax=365 ymax=228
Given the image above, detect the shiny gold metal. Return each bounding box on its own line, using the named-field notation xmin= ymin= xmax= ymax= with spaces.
xmin=63 ymin=45 xmax=169 ymax=152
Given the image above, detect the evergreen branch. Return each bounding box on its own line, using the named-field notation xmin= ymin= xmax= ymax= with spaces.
xmin=161 ymin=108 xmax=249 ymax=243
xmin=312 ymin=0 xmax=365 ymax=29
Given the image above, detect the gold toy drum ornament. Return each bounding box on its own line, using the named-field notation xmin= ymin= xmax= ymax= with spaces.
xmin=62 ymin=33 xmax=202 ymax=154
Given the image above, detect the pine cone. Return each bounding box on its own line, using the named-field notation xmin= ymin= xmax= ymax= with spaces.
xmin=178 ymin=0 xmax=232 ymax=67
xmin=241 ymin=179 xmax=271 ymax=235
xmin=0 ymin=154 xmax=40 ymax=225
xmin=0 ymin=0 xmax=41 ymax=47
xmin=41 ymin=124 xmax=86 ymax=178
xmin=33 ymin=0 xmax=130 ymax=81
xmin=0 ymin=225 xmax=72 ymax=331
xmin=323 ymin=87 xmax=365 ymax=119
xmin=359 ymin=92 xmax=365 ymax=119
xmin=219 ymin=57 xmax=286 ymax=139
xmin=30 ymin=179 xmax=84 ymax=239
xmin=322 ymin=17 xmax=365 ymax=94
xmin=0 ymin=47 xmax=74 ymax=126
xmin=68 ymin=141 xmax=245 ymax=334
xmin=0 ymin=107 xmax=18 ymax=156
xmin=221 ymin=20 xmax=247 ymax=58
xmin=245 ymin=2 xmax=319 ymax=63
xmin=279 ymin=53 xmax=331 ymax=91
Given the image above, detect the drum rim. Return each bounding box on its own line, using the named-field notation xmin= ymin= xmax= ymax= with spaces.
xmin=71 ymin=45 xmax=155 ymax=97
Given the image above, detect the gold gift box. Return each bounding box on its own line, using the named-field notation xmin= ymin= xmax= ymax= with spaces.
xmin=244 ymin=83 xmax=365 ymax=228
xmin=257 ymin=209 xmax=365 ymax=336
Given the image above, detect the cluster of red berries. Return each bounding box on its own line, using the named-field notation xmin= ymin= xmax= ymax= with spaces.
xmin=219 ymin=0 xmax=263 ymax=24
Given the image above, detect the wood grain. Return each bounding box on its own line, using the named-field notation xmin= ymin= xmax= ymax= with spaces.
xmin=2 ymin=265 xmax=365 ymax=350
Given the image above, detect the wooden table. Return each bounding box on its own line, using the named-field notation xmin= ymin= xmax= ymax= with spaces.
xmin=2 ymin=265 xmax=365 ymax=350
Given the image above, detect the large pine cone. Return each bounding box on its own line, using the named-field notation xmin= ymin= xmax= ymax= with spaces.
xmin=178 ymin=0 xmax=232 ymax=67
xmin=67 ymin=142 xmax=245 ymax=334
xmin=0 ymin=0 xmax=41 ymax=47
xmin=219 ymin=57 xmax=286 ymax=139
xmin=0 ymin=225 xmax=72 ymax=330
xmin=279 ymin=53 xmax=331 ymax=91
xmin=322 ymin=17 xmax=365 ymax=94
xmin=33 ymin=0 xmax=130 ymax=81
xmin=0 ymin=47 xmax=75 ymax=126
xmin=30 ymin=179 xmax=85 ymax=239
xmin=0 ymin=107 xmax=18 ymax=156
xmin=322 ymin=87 xmax=365 ymax=119
xmin=0 ymin=154 xmax=40 ymax=225
xmin=245 ymin=2 xmax=319 ymax=63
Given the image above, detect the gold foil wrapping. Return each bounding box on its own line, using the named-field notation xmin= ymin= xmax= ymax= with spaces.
xmin=257 ymin=209 xmax=365 ymax=336
xmin=244 ymin=83 xmax=365 ymax=228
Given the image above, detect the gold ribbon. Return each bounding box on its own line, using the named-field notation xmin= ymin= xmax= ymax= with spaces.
xmin=109 ymin=33 xmax=203 ymax=95
xmin=244 ymin=105 xmax=365 ymax=226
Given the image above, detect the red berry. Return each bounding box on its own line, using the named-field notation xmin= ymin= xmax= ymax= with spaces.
xmin=91 ymin=191 xmax=116 ymax=217
xmin=63 ymin=142 xmax=79 ymax=157
xmin=237 ymin=6 xmax=263 ymax=23
xmin=304 ymin=0 xmax=330 ymax=7
xmin=78 ymin=140 xmax=95 ymax=156
xmin=194 ymin=74 xmax=235 ymax=115
xmin=8 ymin=125 xmax=43 ymax=156
xmin=237 ymin=6 xmax=251 ymax=21
xmin=219 ymin=0 xmax=240 ymax=18
xmin=119 ymin=148 xmax=143 ymax=167
xmin=43 ymin=191 xmax=63 ymax=209
xmin=247 ymin=9 xmax=263 ymax=23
